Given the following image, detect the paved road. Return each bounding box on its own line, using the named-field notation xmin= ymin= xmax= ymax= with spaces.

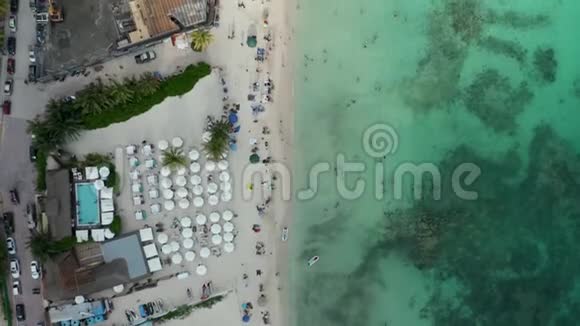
xmin=0 ymin=3 xmax=46 ymax=325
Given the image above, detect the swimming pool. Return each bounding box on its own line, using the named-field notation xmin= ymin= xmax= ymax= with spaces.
xmin=75 ymin=183 xmax=100 ymax=226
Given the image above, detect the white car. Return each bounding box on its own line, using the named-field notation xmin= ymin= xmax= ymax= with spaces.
xmin=30 ymin=261 xmax=40 ymax=280
xmin=12 ymin=281 xmax=20 ymax=295
xmin=6 ymin=237 xmax=16 ymax=255
xmin=10 ymin=259 xmax=20 ymax=279
xmin=29 ymin=49 xmax=36 ymax=63
xmin=9 ymin=15 xmax=16 ymax=33
xmin=281 ymin=227 xmax=289 ymax=242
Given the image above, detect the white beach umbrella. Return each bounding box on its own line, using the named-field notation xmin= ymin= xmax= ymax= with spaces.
xmin=158 ymin=140 xmax=169 ymax=150
xmin=164 ymin=200 xmax=175 ymax=211
xmin=176 ymin=166 xmax=187 ymax=175
xmin=190 ymin=175 xmax=202 ymax=185
xmin=192 ymin=185 xmax=203 ymax=195
xmin=196 ymin=214 xmax=207 ymax=225
xmin=161 ymin=244 xmax=172 ymax=255
xmin=196 ymin=264 xmax=208 ymax=276
xmin=99 ymin=166 xmax=110 ymax=178
xmin=217 ymin=160 xmax=229 ymax=171
xmin=207 ymin=182 xmax=218 ymax=194
xmin=209 ymin=212 xmax=220 ymax=223
xmin=219 ymin=171 xmax=230 ymax=182
xmin=224 ymin=242 xmax=235 ymax=253
xmin=183 ymin=238 xmax=194 ymax=249
xmin=157 ymin=233 xmax=168 ymax=244
xmin=185 ymin=251 xmax=196 ymax=261
xmin=161 ymin=177 xmax=172 ymax=189
xmin=171 ymin=253 xmax=183 ymax=265
xmin=221 ymin=191 xmax=232 ymax=202
xmin=176 ymin=187 xmax=188 ymax=198
xmin=75 ymin=296 xmax=85 ymax=304
xmin=208 ymin=195 xmax=219 ymax=206
xmin=180 ymin=217 xmax=192 ymax=228
xmin=160 ymin=166 xmax=171 ymax=177
xmin=223 ymin=232 xmax=234 ymax=242
xmin=189 ymin=162 xmax=201 ymax=173
xmin=205 ymin=161 xmax=216 ymax=172
xmin=189 ymin=149 xmax=200 ymax=161
xmin=172 ymin=137 xmax=184 ymax=148
xmin=182 ymin=228 xmax=193 ymax=239
xmin=175 ymin=175 xmax=187 ymax=187
xmin=94 ymin=180 xmax=105 ymax=190
xmin=222 ymin=210 xmax=234 ymax=221
xmin=193 ymin=197 xmax=204 ymax=207
xmin=178 ymin=198 xmax=190 ymax=209
xmin=211 ymin=234 xmax=222 ymax=245
xmin=211 ymin=224 xmax=222 ymax=234
xmin=170 ymin=241 xmax=180 ymax=252
xmin=113 ymin=284 xmax=124 ymax=293
xmin=200 ymin=247 xmax=211 ymax=258
xmin=223 ymin=222 xmax=234 ymax=233
xmin=202 ymin=131 xmax=212 ymax=142
xmin=163 ymin=189 xmax=174 ymax=199
xmin=185 ymin=251 xmax=196 ymax=262
xmin=220 ymin=182 xmax=232 ymax=192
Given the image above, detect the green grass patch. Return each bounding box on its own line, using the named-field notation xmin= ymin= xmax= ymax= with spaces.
xmin=35 ymin=150 xmax=48 ymax=191
xmin=83 ymin=63 xmax=211 ymax=129
xmin=110 ymin=216 xmax=122 ymax=235
xmin=155 ymin=295 xmax=225 ymax=323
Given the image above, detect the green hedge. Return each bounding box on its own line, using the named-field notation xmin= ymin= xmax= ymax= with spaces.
xmin=83 ymin=63 xmax=211 ymax=129
xmin=35 ymin=150 xmax=48 ymax=191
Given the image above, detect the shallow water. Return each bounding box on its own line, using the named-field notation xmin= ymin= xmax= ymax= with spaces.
xmin=291 ymin=1 xmax=580 ymax=325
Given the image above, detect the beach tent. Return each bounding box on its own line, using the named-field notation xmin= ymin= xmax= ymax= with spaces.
xmin=143 ymin=243 xmax=158 ymax=258
xmin=139 ymin=228 xmax=154 ymax=242
xmin=129 ymin=157 xmax=140 ymax=168
xmin=126 ymin=145 xmax=136 ymax=155
xmin=196 ymin=214 xmax=207 ymax=225
xmin=130 ymin=169 xmax=140 ymax=180
xmin=101 ymin=199 xmax=114 ymax=212
xmin=85 ymin=166 xmax=99 ymax=180
xmin=100 ymin=187 xmax=113 ymax=199
xmin=147 ymin=257 xmax=163 ymax=272
xmin=149 ymin=188 xmax=159 ymax=199
xmin=75 ymin=230 xmax=89 ymax=243
xmin=222 ymin=210 xmax=234 ymax=221
xmin=91 ymin=229 xmax=105 ymax=242
xmin=135 ymin=210 xmax=145 ymax=220
xmin=249 ymin=154 xmax=260 ymax=163
xmin=145 ymin=159 xmax=156 ymax=169
xmin=132 ymin=183 xmax=142 ymax=193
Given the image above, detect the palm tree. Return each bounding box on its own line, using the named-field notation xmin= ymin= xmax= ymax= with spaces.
xmin=107 ymin=80 xmax=134 ymax=105
xmin=190 ymin=30 xmax=214 ymax=52
xmin=204 ymin=119 xmax=232 ymax=161
xmin=26 ymin=233 xmax=75 ymax=262
xmin=75 ymin=79 xmax=112 ymax=115
xmin=137 ymin=73 xmax=161 ymax=96
xmin=162 ymin=148 xmax=187 ymax=170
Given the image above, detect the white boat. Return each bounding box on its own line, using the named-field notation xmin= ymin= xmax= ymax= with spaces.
xmin=307 ymin=256 xmax=319 ymax=267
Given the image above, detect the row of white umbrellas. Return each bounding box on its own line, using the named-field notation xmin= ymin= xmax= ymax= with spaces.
xmin=159 ymin=171 xmax=230 ymax=187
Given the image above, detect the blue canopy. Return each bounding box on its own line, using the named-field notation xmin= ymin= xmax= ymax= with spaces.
xmin=61 ymin=321 xmax=71 ymax=326
xmin=71 ymin=320 xmax=80 ymax=326
xmin=242 ymin=315 xmax=250 ymax=322
xmin=228 ymin=113 xmax=239 ymax=124
xmin=229 ymin=143 xmax=238 ymax=151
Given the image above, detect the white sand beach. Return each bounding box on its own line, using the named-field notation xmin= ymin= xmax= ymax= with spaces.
xmin=66 ymin=0 xmax=296 ymax=325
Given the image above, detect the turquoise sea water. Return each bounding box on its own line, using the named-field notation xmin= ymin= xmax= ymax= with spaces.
xmin=76 ymin=183 xmax=100 ymax=225
xmin=291 ymin=1 xmax=580 ymax=325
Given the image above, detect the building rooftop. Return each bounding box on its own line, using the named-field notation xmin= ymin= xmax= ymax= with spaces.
xmin=45 ymin=170 xmax=73 ymax=240
xmin=101 ymin=233 xmax=149 ymax=279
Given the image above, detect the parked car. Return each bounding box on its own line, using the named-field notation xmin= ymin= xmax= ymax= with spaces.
xmin=135 ymin=51 xmax=156 ymax=64
xmin=12 ymin=281 xmax=20 ymax=295
xmin=10 ymin=0 xmax=18 ymax=14
xmin=10 ymin=259 xmax=20 ymax=278
xmin=29 ymin=64 xmax=37 ymax=82
xmin=29 ymin=48 xmax=36 ymax=63
xmin=2 ymin=212 xmax=15 ymax=234
xmin=2 ymin=101 xmax=11 ymax=115
xmin=9 ymin=15 xmax=16 ymax=32
xmin=32 ymin=288 xmax=41 ymax=294
xmin=4 ymin=79 xmax=14 ymax=95
xmin=6 ymin=237 xmax=16 ymax=255
xmin=27 ymin=203 xmax=37 ymax=229
xmin=16 ymin=304 xmax=25 ymax=321
xmin=281 ymin=227 xmax=289 ymax=242
xmin=7 ymin=58 xmax=15 ymax=75
xmin=9 ymin=188 xmax=20 ymax=204
xmin=30 ymin=261 xmax=40 ymax=279
xmin=7 ymin=37 xmax=16 ymax=55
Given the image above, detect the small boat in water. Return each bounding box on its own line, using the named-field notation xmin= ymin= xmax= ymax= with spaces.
xmin=307 ymin=256 xmax=319 ymax=267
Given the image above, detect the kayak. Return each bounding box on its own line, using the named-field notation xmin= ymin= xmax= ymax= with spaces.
xmin=307 ymin=256 xmax=319 ymax=267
